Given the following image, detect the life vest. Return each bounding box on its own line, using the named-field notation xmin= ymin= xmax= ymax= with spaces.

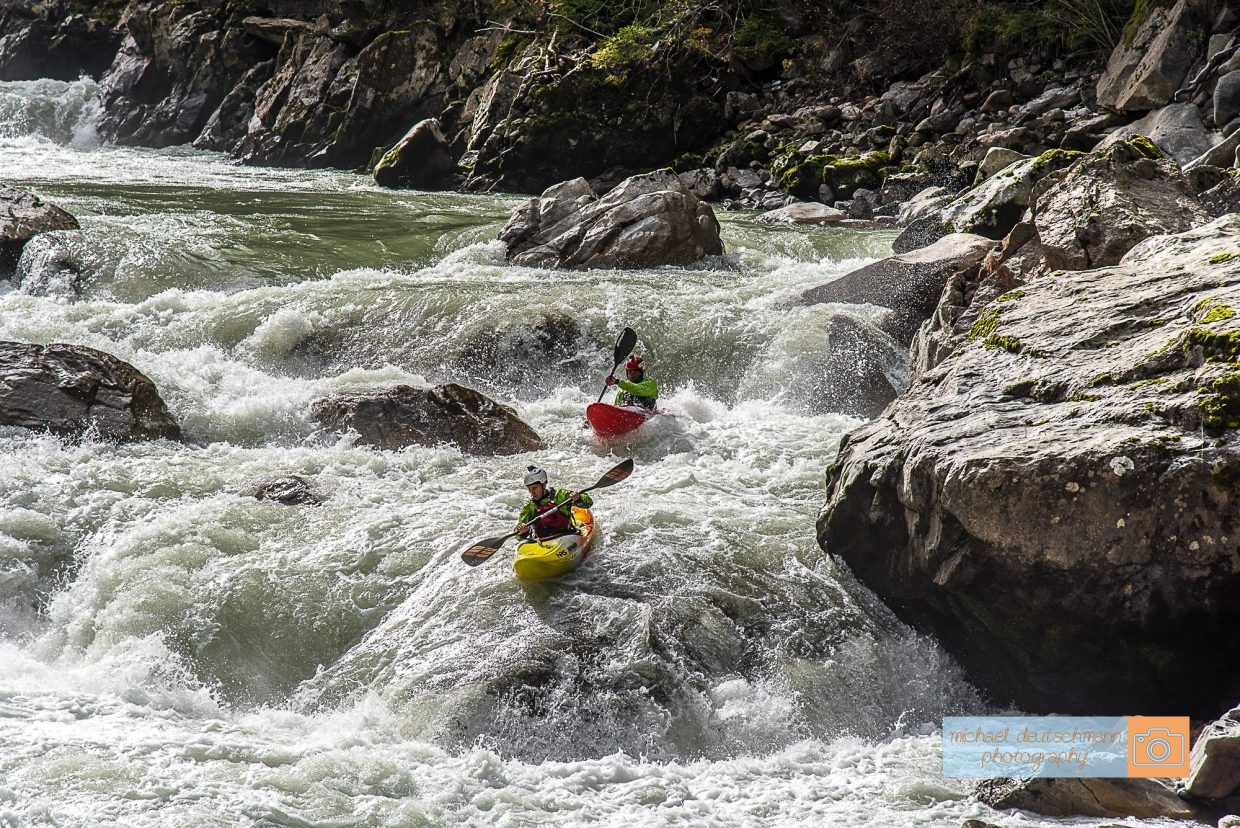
xmin=617 ymin=390 xmax=656 ymax=410
xmin=528 ymin=495 xmax=574 ymax=536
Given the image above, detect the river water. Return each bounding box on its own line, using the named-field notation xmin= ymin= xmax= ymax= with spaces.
xmin=0 ymin=79 xmax=1179 ymax=827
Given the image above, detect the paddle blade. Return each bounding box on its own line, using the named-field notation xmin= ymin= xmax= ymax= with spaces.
xmin=613 ymin=327 xmax=637 ymax=366
xmin=461 ymin=534 xmax=513 ymax=566
xmin=591 ymin=458 xmax=634 ymax=490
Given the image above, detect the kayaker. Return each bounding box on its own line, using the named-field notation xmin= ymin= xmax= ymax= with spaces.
xmin=516 ymin=465 xmax=592 ymax=539
xmin=605 ymin=355 xmax=658 ymax=410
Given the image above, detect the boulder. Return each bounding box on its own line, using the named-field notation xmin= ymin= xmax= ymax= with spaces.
xmin=1186 ymin=705 xmax=1240 ymax=799
xmin=0 ymin=187 xmax=79 ymax=277
xmin=1214 ymin=70 xmax=1240 ymax=128
xmin=755 ymin=202 xmax=845 ymax=225
xmin=499 ymin=170 xmax=723 ymax=270
xmin=311 ymin=383 xmax=544 ymax=456
xmin=252 ymin=475 xmax=322 ymax=506
xmin=980 ymin=89 xmax=1013 ymax=113
xmin=0 ymin=342 xmax=180 ymax=442
xmin=1095 ymin=103 xmax=1218 ymax=166
xmin=975 ymin=148 xmax=1029 ymax=184
xmin=372 ymin=118 xmax=453 ymax=190
xmin=977 ymin=777 xmax=1199 ymax=820
xmin=1185 ymin=130 xmax=1240 ymax=171
xmin=802 ymin=233 xmax=995 ymax=344
xmin=894 ymin=150 xmax=1080 ymax=253
xmin=1199 ymin=175 xmax=1240 ymax=217
xmin=193 ymin=60 xmax=276 ymax=152
xmin=1032 ymin=136 xmax=1210 ymax=271
xmin=818 ymin=215 xmax=1240 ymax=715
xmin=1096 ymin=0 xmax=1201 ymax=111
xmin=896 ymin=185 xmax=952 ymax=227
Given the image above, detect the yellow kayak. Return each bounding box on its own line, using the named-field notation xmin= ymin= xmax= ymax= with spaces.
xmin=513 ymin=507 xmax=596 ymax=581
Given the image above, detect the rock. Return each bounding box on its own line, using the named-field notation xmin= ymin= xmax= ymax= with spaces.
xmin=1186 ymin=165 xmax=1230 ymax=194
xmin=1214 ymin=70 xmax=1240 ymax=127
xmin=0 ymin=342 xmax=180 ymax=442
xmin=896 ymin=186 xmax=953 ymax=227
xmin=976 ymin=148 xmax=1029 ymax=184
xmin=802 ymin=233 xmax=995 ymax=344
xmin=818 ymin=215 xmax=1240 ymax=715
xmin=894 ymin=150 xmax=1080 ymax=252
xmin=755 ymin=202 xmax=845 ymax=225
xmin=252 ymin=476 xmax=321 ymax=506
xmin=961 ymin=821 xmax=1002 ymax=828
xmin=1200 ymin=175 xmax=1240 ymax=216
xmin=0 ymin=188 xmax=79 ymax=278
xmin=1185 ymin=129 xmax=1240 ymax=170
xmin=977 ymin=126 xmax=1034 ymax=151
xmin=979 ymin=89 xmax=1013 ymax=113
xmin=499 ymin=170 xmax=723 ymax=270
xmin=239 ymin=16 xmax=312 ymax=45
xmin=1096 ymin=103 xmax=1218 ymax=166
xmin=678 ymin=169 xmax=723 ymax=201
xmin=0 ymin=12 xmax=120 ymax=81
xmin=847 ymin=188 xmax=879 ymax=220
xmin=1187 ymin=706 xmax=1240 ymax=799
xmin=193 ymin=59 xmax=276 ymax=152
xmin=1033 ymin=136 xmax=1210 ymax=271
xmin=1061 ymin=113 xmax=1122 ymax=150
xmin=1096 ymin=0 xmax=1201 ymax=111
xmin=775 ymin=151 xmax=891 ymax=200
xmin=311 ymin=383 xmax=544 ymax=456
xmin=977 ymin=777 xmax=1199 ymax=820
xmin=372 ymin=118 xmax=453 ymax=190
xmin=1016 ymin=87 xmax=1080 ymax=121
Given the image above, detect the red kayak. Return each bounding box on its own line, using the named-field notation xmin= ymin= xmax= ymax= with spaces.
xmin=586 ymin=402 xmax=653 ymax=439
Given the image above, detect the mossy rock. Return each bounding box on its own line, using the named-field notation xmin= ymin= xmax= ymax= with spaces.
xmin=775 ymin=151 xmax=892 ymax=199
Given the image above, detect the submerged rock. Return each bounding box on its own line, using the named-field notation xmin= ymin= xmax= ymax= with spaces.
xmin=0 ymin=187 xmax=78 ymax=277
xmin=252 ymin=475 xmax=322 ymax=506
xmin=499 ymin=170 xmax=723 ymax=270
xmin=311 ymin=383 xmax=544 ymax=455
xmin=977 ymin=777 xmax=1200 ymax=820
xmin=818 ymin=215 xmax=1240 ymax=715
xmin=0 ymin=342 xmax=181 ymax=442
xmin=372 ymin=118 xmax=453 ymax=190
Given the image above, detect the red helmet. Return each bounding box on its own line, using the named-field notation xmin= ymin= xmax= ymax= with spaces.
xmin=625 ymin=355 xmax=644 ymax=371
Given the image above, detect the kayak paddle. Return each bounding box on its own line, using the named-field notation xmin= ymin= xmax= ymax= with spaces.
xmin=460 ymin=458 xmax=635 ymax=566
xmin=595 ymin=327 xmax=638 ymax=403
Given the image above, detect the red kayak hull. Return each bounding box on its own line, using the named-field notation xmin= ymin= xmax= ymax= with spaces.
xmin=586 ymin=402 xmax=653 ymax=439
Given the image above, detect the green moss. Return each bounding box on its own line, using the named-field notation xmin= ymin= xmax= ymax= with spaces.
xmin=967 ymin=307 xmax=1002 ymax=342
xmin=1029 ymin=148 xmax=1083 ymax=176
xmin=984 ymin=334 xmax=1022 ymax=353
xmin=1122 ymin=0 xmax=1171 ymax=48
xmin=1184 ymin=327 xmax=1240 ymax=363
xmin=774 ymin=151 xmax=891 ymax=196
xmin=1207 ymin=252 xmax=1240 ymax=265
xmin=1091 ymin=373 xmax=1116 ymax=386
xmin=1193 ymin=297 xmax=1236 ymax=324
xmin=733 ymin=13 xmax=794 ymax=66
xmin=591 ymin=24 xmax=655 ymax=73
xmin=490 ymin=36 xmax=521 ymax=72
xmin=1003 ymin=379 xmax=1037 ymax=398
xmin=997 ymin=289 xmax=1026 ymax=302
xmin=1199 ymin=373 xmax=1240 ymax=430
xmin=1104 ymin=135 xmax=1164 ymax=162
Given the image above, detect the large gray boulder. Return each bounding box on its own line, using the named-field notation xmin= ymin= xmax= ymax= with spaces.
xmin=0 ymin=342 xmax=181 ymax=441
xmin=818 ymin=215 xmax=1240 ymax=715
xmin=311 ymin=383 xmax=545 ymax=456
xmin=1095 ymin=103 xmax=1218 ymax=166
xmin=372 ymin=118 xmax=453 ymax=190
xmin=0 ymin=187 xmax=78 ymax=277
xmin=893 ymin=151 xmax=1079 ymax=253
xmin=803 ymin=233 xmax=996 ymax=344
xmin=977 ymin=777 xmax=1201 ymax=820
xmin=1032 ymin=136 xmax=1210 ymax=271
xmin=1187 ymin=705 xmax=1240 ymax=799
xmin=499 ymin=170 xmax=723 ymax=270
xmin=1096 ymin=0 xmax=1201 ymax=112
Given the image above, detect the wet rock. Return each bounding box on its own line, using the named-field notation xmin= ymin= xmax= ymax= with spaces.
xmin=755 ymin=202 xmax=845 ymax=225
xmin=0 ymin=12 xmax=120 ymax=81
xmin=0 ymin=187 xmax=79 ymax=278
xmin=818 ymin=215 xmax=1240 ymax=715
xmin=1097 ymin=103 xmax=1217 ymax=166
xmin=253 ymin=476 xmax=322 ymax=506
xmin=896 ymin=185 xmax=952 ymax=227
xmin=1096 ymin=0 xmax=1201 ymax=111
xmin=678 ymin=169 xmax=723 ymax=201
xmin=372 ymin=118 xmax=453 ymax=190
xmin=499 ymin=170 xmax=723 ymax=270
xmin=311 ymin=383 xmax=544 ymax=456
xmin=802 ymin=313 xmax=903 ymax=419
xmin=977 ymin=777 xmax=1200 ymax=820
xmin=193 ymin=59 xmax=276 ymax=151
xmin=802 ymin=233 xmax=995 ymax=344
xmin=894 ymin=150 xmax=1079 ymax=252
xmin=0 ymin=342 xmax=181 ymax=442
xmin=1187 ymin=705 xmax=1240 ymax=799
xmin=1033 ymin=136 xmax=1209 ymax=271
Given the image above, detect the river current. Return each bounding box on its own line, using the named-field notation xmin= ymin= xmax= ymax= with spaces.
xmin=0 ymin=78 xmax=1175 ymax=827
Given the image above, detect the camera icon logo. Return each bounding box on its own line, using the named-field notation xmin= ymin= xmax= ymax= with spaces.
xmin=1131 ymin=728 xmax=1184 ymax=766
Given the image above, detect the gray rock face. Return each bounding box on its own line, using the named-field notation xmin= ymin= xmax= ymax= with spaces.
xmin=0 ymin=342 xmax=181 ymax=442
xmin=803 ymin=233 xmax=995 ymax=344
xmin=311 ymin=383 xmax=545 ymax=456
xmin=818 ymin=215 xmax=1240 ymax=715
xmin=975 ymin=147 xmax=1028 ymax=183
xmin=0 ymin=187 xmax=79 ymax=277
xmin=372 ymin=118 xmax=453 ymax=190
xmin=977 ymin=777 xmax=1200 ymax=820
xmin=1187 ymin=705 xmax=1240 ymax=799
xmin=499 ymin=170 xmax=723 ymax=270
xmin=1096 ymin=103 xmax=1218 ymax=165
xmin=1096 ymin=0 xmax=1201 ymax=111
xmin=1033 ymin=136 xmax=1210 ymax=271
xmin=1214 ymin=69 xmax=1240 ymax=128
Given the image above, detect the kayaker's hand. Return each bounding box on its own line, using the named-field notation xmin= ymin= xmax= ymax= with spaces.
xmin=569 ymin=491 xmax=582 ymax=504
xmin=517 ymin=522 xmax=529 ymax=535
xmin=604 ymin=375 xmax=617 ymax=387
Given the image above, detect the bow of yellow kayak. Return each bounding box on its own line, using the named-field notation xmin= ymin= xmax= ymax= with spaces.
xmin=513 ymin=507 xmax=596 ymax=581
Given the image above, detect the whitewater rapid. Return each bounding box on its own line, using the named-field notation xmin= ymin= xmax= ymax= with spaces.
xmin=0 ymin=78 xmax=1170 ymax=828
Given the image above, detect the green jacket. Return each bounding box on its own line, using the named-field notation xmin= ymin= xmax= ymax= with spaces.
xmin=616 ymin=377 xmax=658 ymax=409
xmin=517 ymin=487 xmax=594 ymax=529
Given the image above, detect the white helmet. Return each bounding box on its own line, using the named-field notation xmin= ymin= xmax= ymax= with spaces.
xmin=523 ymin=465 xmax=548 ymax=486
